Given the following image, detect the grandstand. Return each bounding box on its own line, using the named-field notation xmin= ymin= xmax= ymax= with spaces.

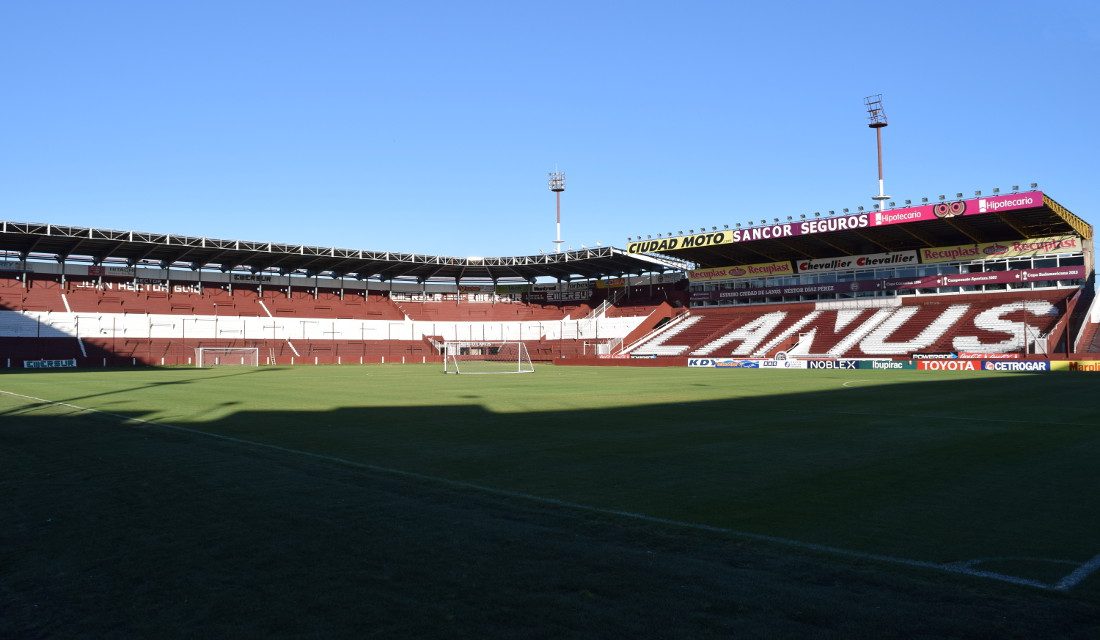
xmin=0 ymin=188 xmax=1096 ymax=368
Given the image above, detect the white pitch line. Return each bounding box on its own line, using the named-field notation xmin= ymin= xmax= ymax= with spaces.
xmin=1054 ymin=553 xmax=1100 ymax=591
xmin=841 ymin=379 xmax=873 ymax=388
xmin=0 ymin=388 xmax=1070 ymax=592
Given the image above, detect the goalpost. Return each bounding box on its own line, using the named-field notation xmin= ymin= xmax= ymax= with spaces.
xmin=196 ymin=347 xmax=260 ymax=367
xmin=443 ymin=341 xmax=534 ymax=374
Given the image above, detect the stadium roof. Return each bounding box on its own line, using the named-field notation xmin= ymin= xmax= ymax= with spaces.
xmin=0 ymin=221 xmax=687 ymax=282
xmin=626 ymin=191 xmax=1092 ymax=268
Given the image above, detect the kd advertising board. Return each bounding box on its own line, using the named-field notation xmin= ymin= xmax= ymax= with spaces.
xmin=687 ymin=358 xmax=805 ymax=368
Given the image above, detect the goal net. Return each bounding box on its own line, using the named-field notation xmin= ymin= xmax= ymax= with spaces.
xmin=443 ymin=341 xmax=534 ymax=374
xmin=196 ymin=347 xmax=260 ymax=367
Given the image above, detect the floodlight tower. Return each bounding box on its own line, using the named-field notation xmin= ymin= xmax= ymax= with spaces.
xmin=865 ymin=94 xmax=890 ymax=210
xmin=548 ymin=170 xmax=566 ymax=253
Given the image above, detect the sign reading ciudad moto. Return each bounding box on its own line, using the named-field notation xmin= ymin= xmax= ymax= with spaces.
xmin=626 ymin=191 xmax=1044 ymax=254
xmin=688 ymin=261 xmax=793 ymax=282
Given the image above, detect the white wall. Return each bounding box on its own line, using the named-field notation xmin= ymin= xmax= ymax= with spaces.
xmin=0 ymin=310 xmax=647 ymax=342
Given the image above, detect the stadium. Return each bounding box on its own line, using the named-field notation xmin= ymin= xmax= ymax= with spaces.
xmin=3 ymin=183 xmax=1100 ymax=637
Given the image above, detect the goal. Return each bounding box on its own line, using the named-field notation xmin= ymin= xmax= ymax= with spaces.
xmin=443 ymin=341 xmax=534 ymax=374
xmin=196 ymin=347 xmax=260 ymax=367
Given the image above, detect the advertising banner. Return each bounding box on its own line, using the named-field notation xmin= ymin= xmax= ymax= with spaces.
xmin=959 ymin=352 xmax=1019 ymax=359
xmin=1067 ymin=361 xmax=1100 ymax=372
xmin=806 ymin=360 xmax=859 ymax=370
xmin=231 ymin=274 xmax=273 ymax=283
xmin=921 ymin=235 xmax=1081 ymax=264
xmin=871 ymin=191 xmax=1042 ymax=227
xmin=495 ymin=285 xmax=528 ymax=296
xmin=24 ymin=359 xmax=78 ymax=369
xmin=859 ymin=360 xmax=916 ymax=370
xmin=688 ymin=265 xmax=1085 ymax=302
xmin=916 ymin=360 xmax=981 ymax=371
xmin=796 ymin=251 xmax=918 ymax=274
xmin=981 ymin=361 xmax=1051 ymax=372
xmin=688 ymin=261 xmax=794 ymax=282
xmin=627 ymin=231 xmax=735 ymax=254
xmin=629 ymin=192 xmax=1043 ymax=254
xmin=0 ymin=261 xmax=22 ymax=272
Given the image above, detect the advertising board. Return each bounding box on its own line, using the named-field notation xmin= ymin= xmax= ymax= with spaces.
xmin=916 ymin=360 xmax=981 ymax=371
xmin=920 ymin=235 xmax=1081 ymax=264
xmin=981 ymin=361 xmax=1051 ymax=372
xmin=688 ymin=261 xmax=794 ymax=282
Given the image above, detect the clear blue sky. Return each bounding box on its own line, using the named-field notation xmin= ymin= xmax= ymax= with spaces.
xmin=2 ymin=1 xmax=1097 ymax=258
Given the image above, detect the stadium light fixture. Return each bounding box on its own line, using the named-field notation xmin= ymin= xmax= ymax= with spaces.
xmin=827 ymin=210 xmax=833 ymax=216
xmin=955 ymin=192 xmax=963 ymax=199
xmin=800 ymin=214 xmax=806 ymax=220
xmin=1030 ymin=182 xmax=1038 ymax=188
xmin=904 ymin=199 xmax=911 ymax=205
xmin=1012 ymin=185 xmax=1019 ymax=192
xmin=773 ymin=218 xmax=779 ymax=223
xmin=647 ymin=234 xmax=652 ymax=239
xmin=858 ymin=206 xmax=865 ymax=212
xmin=938 ymin=195 xmax=946 ymax=201
xmin=736 ymin=223 xmax=741 ymax=228
xmin=842 ymin=208 xmax=849 ymax=214
xmin=786 ymin=216 xmax=792 ymax=221
xmin=921 ymin=197 xmax=928 ymax=203
xmin=723 ymin=224 xmax=728 ymax=229
xmin=974 ymin=190 xmax=981 ymax=196
xmin=760 ymin=220 xmax=766 ymax=225
xmin=992 ymin=187 xmax=1000 ymax=194
xmin=888 ymin=201 xmax=895 ymax=207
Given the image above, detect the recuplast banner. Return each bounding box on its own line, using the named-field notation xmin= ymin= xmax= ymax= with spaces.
xmin=920 ymin=235 xmax=1081 ymax=264
xmin=688 ymin=261 xmax=794 ymax=282
xmin=916 ymin=360 xmax=982 ymax=371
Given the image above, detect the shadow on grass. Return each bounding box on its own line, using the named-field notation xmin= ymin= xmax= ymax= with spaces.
xmin=1 ymin=372 xmax=1099 ymax=638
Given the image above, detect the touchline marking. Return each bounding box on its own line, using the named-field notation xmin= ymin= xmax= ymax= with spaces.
xmin=0 ymin=388 xmax=1084 ymax=592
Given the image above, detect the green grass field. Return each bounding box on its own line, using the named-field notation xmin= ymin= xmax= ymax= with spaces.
xmin=2 ymin=364 xmax=1099 ymax=638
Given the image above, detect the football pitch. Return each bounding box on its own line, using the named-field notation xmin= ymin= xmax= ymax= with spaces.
xmin=2 ymin=364 xmax=1099 ymax=637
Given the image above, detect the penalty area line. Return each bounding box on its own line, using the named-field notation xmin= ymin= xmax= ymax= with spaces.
xmin=1055 ymin=553 xmax=1100 ymax=591
xmin=0 ymin=388 xmax=1062 ymax=592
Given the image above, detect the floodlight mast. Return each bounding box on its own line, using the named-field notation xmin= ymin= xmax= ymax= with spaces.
xmin=548 ymin=170 xmax=565 ymax=253
xmin=865 ymin=94 xmax=890 ymax=210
